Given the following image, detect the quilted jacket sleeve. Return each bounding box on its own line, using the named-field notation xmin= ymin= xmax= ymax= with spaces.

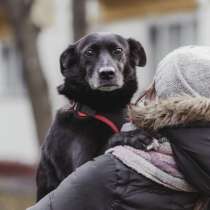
xmin=26 ymin=154 xmax=117 ymax=210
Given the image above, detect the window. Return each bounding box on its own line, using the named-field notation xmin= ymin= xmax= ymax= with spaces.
xmin=148 ymin=13 xmax=197 ymax=72
xmin=0 ymin=41 xmax=25 ymax=97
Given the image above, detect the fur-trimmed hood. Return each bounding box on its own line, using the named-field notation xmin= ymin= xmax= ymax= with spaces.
xmin=129 ymin=96 xmax=210 ymax=131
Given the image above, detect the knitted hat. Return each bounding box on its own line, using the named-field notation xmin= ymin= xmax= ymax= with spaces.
xmin=154 ymin=46 xmax=210 ymax=99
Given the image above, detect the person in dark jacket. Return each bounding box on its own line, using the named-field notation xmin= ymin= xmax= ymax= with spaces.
xmin=27 ymin=46 xmax=210 ymax=210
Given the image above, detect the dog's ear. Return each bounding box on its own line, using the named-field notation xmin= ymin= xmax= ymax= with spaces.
xmin=127 ymin=38 xmax=146 ymax=67
xmin=60 ymin=45 xmax=77 ymax=75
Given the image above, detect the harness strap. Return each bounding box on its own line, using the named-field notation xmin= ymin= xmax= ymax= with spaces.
xmin=77 ymin=111 xmax=120 ymax=133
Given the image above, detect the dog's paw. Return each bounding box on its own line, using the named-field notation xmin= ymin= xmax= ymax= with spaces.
xmin=107 ymin=129 xmax=154 ymax=150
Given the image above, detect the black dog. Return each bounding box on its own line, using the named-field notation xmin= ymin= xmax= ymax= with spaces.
xmin=36 ymin=32 xmax=146 ymax=200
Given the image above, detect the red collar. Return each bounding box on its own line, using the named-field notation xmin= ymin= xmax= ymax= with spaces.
xmin=77 ymin=111 xmax=120 ymax=133
xmin=71 ymin=102 xmax=120 ymax=133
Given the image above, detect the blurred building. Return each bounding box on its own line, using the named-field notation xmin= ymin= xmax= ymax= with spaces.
xmin=0 ymin=0 xmax=210 ymax=208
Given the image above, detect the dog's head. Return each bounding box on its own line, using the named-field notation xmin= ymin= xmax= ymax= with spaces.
xmin=60 ymin=32 xmax=146 ymax=92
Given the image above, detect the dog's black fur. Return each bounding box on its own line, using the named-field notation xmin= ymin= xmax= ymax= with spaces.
xmin=36 ymin=32 xmax=146 ymax=200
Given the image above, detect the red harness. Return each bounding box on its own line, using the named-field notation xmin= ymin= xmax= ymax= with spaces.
xmin=77 ymin=111 xmax=120 ymax=133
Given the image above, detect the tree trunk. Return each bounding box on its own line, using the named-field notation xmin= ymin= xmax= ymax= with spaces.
xmin=1 ymin=0 xmax=52 ymax=145
xmin=72 ymin=0 xmax=87 ymax=41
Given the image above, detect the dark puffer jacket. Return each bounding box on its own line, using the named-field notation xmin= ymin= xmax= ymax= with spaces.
xmin=28 ymin=153 xmax=198 ymax=210
xmin=27 ymin=96 xmax=210 ymax=210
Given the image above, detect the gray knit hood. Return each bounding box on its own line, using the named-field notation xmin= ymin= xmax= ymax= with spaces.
xmin=154 ymin=46 xmax=210 ymax=99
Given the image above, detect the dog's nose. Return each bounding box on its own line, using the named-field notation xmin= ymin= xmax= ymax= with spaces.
xmin=99 ymin=67 xmax=115 ymax=80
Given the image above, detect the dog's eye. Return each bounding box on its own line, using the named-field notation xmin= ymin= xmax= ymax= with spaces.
xmin=85 ymin=49 xmax=95 ymax=57
xmin=112 ymin=48 xmax=123 ymax=56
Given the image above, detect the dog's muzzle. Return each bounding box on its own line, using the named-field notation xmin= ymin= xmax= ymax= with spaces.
xmin=88 ymin=66 xmax=124 ymax=92
xmin=98 ymin=67 xmax=116 ymax=81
